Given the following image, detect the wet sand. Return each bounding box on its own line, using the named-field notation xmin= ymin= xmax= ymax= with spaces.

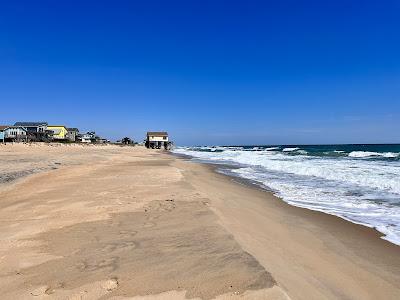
xmin=0 ymin=144 xmax=399 ymax=299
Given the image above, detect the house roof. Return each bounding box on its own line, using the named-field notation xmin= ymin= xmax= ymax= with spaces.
xmin=48 ymin=125 xmax=67 ymax=129
xmin=67 ymin=128 xmax=79 ymax=132
xmin=5 ymin=126 xmax=27 ymax=131
xmin=14 ymin=122 xmax=48 ymax=127
xmin=147 ymin=131 xmax=168 ymax=136
xmin=0 ymin=125 xmax=9 ymax=131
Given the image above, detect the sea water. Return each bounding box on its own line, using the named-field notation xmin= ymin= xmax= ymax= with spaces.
xmin=173 ymin=144 xmax=400 ymax=245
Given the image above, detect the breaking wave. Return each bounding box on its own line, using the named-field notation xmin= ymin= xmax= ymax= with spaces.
xmin=348 ymin=151 xmax=399 ymax=158
xmin=173 ymin=144 xmax=400 ymax=245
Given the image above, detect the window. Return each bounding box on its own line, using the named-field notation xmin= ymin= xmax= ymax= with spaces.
xmin=163 ymin=136 xmax=167 ymax=140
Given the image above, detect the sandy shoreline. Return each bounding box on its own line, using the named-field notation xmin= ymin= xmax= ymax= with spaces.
xmin=0 ymin=144 xmax=399 ymax=299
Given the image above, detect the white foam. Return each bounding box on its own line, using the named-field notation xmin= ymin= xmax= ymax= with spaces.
xmin=349 ymin=151 xmax=399 ymax=158
xmin=282 ymin=147 xmax=299 ymax=152
xmin=297 ymin=150 xmax=308 ymax=155
xmin=265 ymin=147 xmax=280 ymax=151
xmin=173 ymin=147 xmax=400 ymax=245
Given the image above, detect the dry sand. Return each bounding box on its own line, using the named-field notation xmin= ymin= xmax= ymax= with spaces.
xmin=0 ymin=144 xmax=399 ymax=299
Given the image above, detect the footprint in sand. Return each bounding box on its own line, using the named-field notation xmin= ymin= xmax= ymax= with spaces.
xmin=143 ymin=221 xmax=156 ymax=228
xmin=161 ymin=201 xmax=176 ymax=211
xmin=147 ymin=215 xmax=161 ymax=221
xmin=76 ymin=257 xmax=119 ymax=272
xmin=101 ymin=244 xmax=117 ymax=252
xmin=119 ymin=241 xmax=138 ymax=250
xmin=30 ymin=285 xmax=52 ymax=296
xmin=101 ymin=278 xmax=119 ymax=292
xmin=101 ymin=241 xmax=138 ymax=252
xmin=119 ymin=230 xmax=138 ymax=237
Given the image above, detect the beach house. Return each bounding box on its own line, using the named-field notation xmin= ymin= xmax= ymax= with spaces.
xmin=0 ymin=126 xmax=8 ymax=142
xmin=78 ymin=132 xmax=96 ymax=143
xmin=67 ymin=128 xmax=79 ymax=142
xmin=4 ymin=126 xmax=28 ymax=142
xmin=47 ymin=125 xmax=69 ymax=140
xmin=14 ymin=122 xmax=49 ymax=141
xmin=145 ymin=131 xmax=171 ymax=149
xmin=14 ymin=122 xmax=48 ymax=133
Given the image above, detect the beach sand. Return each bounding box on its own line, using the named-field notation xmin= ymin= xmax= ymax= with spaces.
xmin=0 ymin=144 xmax=399 ymax=299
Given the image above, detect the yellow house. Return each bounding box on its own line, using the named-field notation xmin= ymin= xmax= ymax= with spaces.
xmin=48 ymin=125 xmax=69 ymax=140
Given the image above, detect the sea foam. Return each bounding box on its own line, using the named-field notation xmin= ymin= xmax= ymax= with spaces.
xmin=349 ymin=151 xmax=399 ymax=158
xmin=282 ymin=147 xmax=299 ymax=152
xmin=173 ymin=146 xmax=400 ymax=245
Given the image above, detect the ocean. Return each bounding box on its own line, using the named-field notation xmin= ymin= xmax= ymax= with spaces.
xmin=173 ymin=144 xmax=400 ymax=245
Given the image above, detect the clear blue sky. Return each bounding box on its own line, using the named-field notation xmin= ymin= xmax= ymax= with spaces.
xmin=1 ymin=1 xmax=399 ymax=145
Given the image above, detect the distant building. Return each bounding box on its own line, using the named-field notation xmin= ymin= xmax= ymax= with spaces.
xmin=14 ymin=122 xmax=48 ymax=133
xmin=97 ymin=138 xmax=109 ymax=144
xmin=78 ymin=132 xmax=96 ymax=143
xmin=145 ymin=131 xmax=171 ymax=149
xmin=14 ymin=122 xmax=49 ymax=142
xmin=81 ymin=134 xmax=92 ymax=143
xmin=0 ymin=126 xmax=8 ymax=142
xmin=67 ymin=128 xmax=79 ymax=142
xmin=4 ymin=126 xmax=28 ymax=142
xmin=47 ymin=125 xmax=69 ymax=140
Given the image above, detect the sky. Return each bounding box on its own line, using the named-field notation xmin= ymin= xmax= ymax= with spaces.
xmin=1 ymin=0 xmax=399 ymax=145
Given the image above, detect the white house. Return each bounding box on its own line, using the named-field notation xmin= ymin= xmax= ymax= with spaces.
xmin=80 ymin=133 xmax=93 ymax=143
xmin=145 ymin=132 xmax=170 ymax=149
xmin=4 ymin=126 xmax=28 ymax=142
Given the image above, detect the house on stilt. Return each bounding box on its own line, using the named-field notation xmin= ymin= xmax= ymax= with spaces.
xmin=145 ymin=131 xmax=172 ymax=150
